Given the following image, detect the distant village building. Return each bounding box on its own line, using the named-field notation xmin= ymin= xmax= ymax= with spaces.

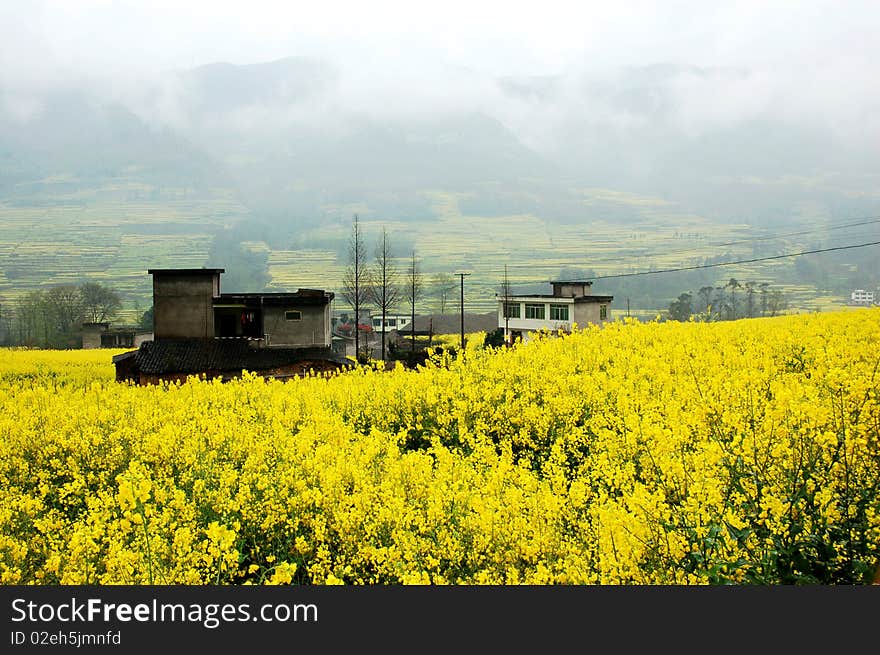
xmin=402 ymin=312 xmax=498 ymax=340
xmin=497 ymin=280 xmax=612 ymax=343
xmin=850 ymin=289 xmax=875 ymax=305
xmin=371 ymin=314 xmax=412 ymax=333
xmin=113 ymin=268 xmax=351 ymax=384
xmin=82 ymin=322 xmax=153 ymax=349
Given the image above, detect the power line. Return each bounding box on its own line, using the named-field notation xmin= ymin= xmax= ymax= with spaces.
xmin=703 ymin=216 xmax=880 ymax=249
xmin=455 ymin=271 xmax=471 ymax=351
xmin=474 ymin=216 xmax=880 ymax=275
xmin=615 ymin=216 xmax=880 ymax=262
xmin=587 ymin=240 xmax=880 ymax=281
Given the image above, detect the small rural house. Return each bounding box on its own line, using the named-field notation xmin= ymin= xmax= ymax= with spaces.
xmin=371 ymin=314 xmax=412 ymax=333
xmin=497 ymin=280 xmax=612 ymax=343
xmin=113 ymin=268 xmax=351 ymax=384
xmin=82 ymin=322 xmax=153 ymax=349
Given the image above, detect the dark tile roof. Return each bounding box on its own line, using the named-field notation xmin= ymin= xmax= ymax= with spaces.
xmin=573 ymin=295 xmax=613 ymax=303
xmin=408 ymin=312 xmax=498 ymax=335
xmin=216 ymin=291 xmax=332 ymax=306
xmin=129 ymin=339 xmax=351 ymax=375
xmin=148 ymin=268 xmax=224 ymax=275
xmin=503 ymin=294 xmax=614 ymax=302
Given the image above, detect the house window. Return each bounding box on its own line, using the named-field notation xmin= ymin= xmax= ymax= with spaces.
xmin=504 ymin=303 xmax=521 ymax=318
xmin=285 ymin=310 xmax=302 ymax=321
xmin=550 ymin=304 xmax=569 ymax=321
xmin=525 ymin=303 xmax=545 ymax=320
xmin=599 ymin=305 xmax=608 ymax=320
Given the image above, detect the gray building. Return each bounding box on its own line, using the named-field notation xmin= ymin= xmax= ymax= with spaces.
xmin=150 ymin=268 xmax=333 ymax=347
xmin=497 ymin=280 xmax=613 ymax=343
xmin=82 ymin=322 xmax=153 ymax=349
xmin=114 ymin=268 xmax=348 ymax=384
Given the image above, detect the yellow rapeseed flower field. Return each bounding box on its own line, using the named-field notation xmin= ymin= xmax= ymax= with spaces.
xmin=1 ymin=309 xmax=879 ymax=584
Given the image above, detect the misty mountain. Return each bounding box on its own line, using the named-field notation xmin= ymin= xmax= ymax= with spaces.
xmin=0 ymin=90 xmax=225 ymax=197
xmin=179 ymin=56 xmax=337 ymax=116
xmin=495 ymin=64 xmax=880 ymax=223
xmin=2 ymin=57 xmax=878 ymax=226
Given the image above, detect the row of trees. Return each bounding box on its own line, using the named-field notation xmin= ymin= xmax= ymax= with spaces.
xmin=340 ymin=215 xmax=424 ymax=361
xmin=339 ymin=215 xmax=479 ymax=361
xmin=0 ymin=282 xmax=128 ymax=348
xmin=667 ymin=278 xmax=789 ymax=322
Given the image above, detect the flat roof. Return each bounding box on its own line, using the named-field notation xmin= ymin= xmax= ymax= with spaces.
xmin=148 ymin=268 xmax=225 ymax=275
xmin=217 ymin=291 xmax=333 ymax=306
xmin=501 ymin=294 xmax=613 ymax=303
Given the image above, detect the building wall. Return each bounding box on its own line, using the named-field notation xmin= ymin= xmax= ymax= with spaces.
xmin=261 ymin=304 xmax=330 ymax=347
xmin=153 ymin=273 xmax=217 ymax=339
xmin=497 ymin=299 xmax=574 ymax=338
xmin=82 ymin=324 xmax=107 ymax=349
xmin=498 ymin=298 xmax=610 ymax=341
xmin=573 ymin=301 xmax=611 ymax=327
xmin=552 ymin=282 xmax=592 ymax=298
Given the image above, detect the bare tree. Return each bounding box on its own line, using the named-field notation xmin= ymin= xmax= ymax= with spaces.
xmin=759 ymin=282 xmax=770 ymax=317
xmin=725 ymin=278 xmax=741 ymax=320
xmin=767 ymin=289 xmax=788 ymax=317
xmin=368 ymin=228 xmax=402 ymax=361
xmin=698 ymin=285 xmax=714 ymax=315
xmin=500 ymin=264 xmax=512 ymax=343
xmin=340 ymin=214 xmax=369 ymax=362
xmin=14 ymin=292 xmax=41 ymax=346
xmin=432 ymin=272 xmax=456 ymax=313
xmin=0 ymin=295 xmax=7 ymax=346
xmin=80 ymin=281 xmax=122 ymax=323
xmin=405 ymin=250 xmax=423 ymax=354
xmin=45 ymin=285 xmax=84 ymax=347
xmin=744 ymin=281 xmax=756 ymax=318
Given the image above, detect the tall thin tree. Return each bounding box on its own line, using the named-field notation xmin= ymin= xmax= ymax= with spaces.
xmin=406 ymin=251 xmax=423 ymax=354
xmin=431 ymin=272 xmax=456 ymax=314
xmin=501 ymin=264 xmax=512 ymax=344
xmin=340 ymin=214 xmax=368 ymax=362
xmin=368 ymin=228 xmax=402 ymax=361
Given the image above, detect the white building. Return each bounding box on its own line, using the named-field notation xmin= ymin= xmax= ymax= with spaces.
xmin=851 ymin=289 xmax=875 ymax=304
xmin=370 ymin=314 xmax=412 ymax=333
xmin=497 ymin=281 xmax=613 ymax=343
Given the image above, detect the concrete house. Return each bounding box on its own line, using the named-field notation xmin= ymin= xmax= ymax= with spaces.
xmin=113 ymin=268 xmax=350 ymax=384
xmin=82 ymin=322 xmax=153 ymax=349
xmin=497 ymin=280 xmax=612 ymax=343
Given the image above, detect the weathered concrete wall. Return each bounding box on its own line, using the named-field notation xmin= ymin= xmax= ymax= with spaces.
xmin=153 ymin=274 xmax=217 ymax=339
xmin=573 ymin=301 xmax=611 ymax=327
xmin=262 ymin=304 xmax=330 ymax=347
xmin=134 ymin=333 xmax=153 ymax=347
xmin=552 ymin=282 xmax=592 ymax=298
xmin=497 ymin=300 xmax=573 ymax=334
xmin=82 ymin=325 xmax=106 ymax=349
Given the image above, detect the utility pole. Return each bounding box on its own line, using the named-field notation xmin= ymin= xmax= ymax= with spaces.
xmin=456 ymin=272 xmax=471 ymax=352
xmin=501 ymin=264 xmax=511 ymax=345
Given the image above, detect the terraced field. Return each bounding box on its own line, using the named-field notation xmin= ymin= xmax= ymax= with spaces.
xmin=0 ymin=185 xmax=869 ymax=325
xmin=0 ymin=185 xmax=248 ymax=322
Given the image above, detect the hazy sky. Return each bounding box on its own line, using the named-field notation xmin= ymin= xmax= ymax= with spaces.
xmin=2 ymin=1 xmax=876 ymax=77
xmin=2 ymin=1 xmax=879 ymax=147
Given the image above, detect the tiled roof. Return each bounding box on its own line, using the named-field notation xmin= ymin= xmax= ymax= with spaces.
xmin=130 ymin=339 xmax=351 ymax=375
xmin=408 ymin=312 xmax=498 ymax=334
xmin=216 ymin=291 xmax=333 ymax=306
